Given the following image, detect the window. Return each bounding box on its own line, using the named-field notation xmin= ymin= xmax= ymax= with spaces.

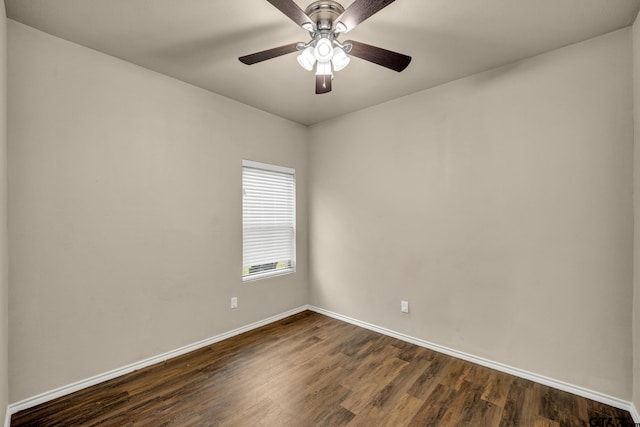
xmin=242 ymin=160 xmax=296 ymax=281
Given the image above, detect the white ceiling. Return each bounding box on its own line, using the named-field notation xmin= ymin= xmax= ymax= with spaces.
xmin=5 ymin=0 xmax=640 ymax=125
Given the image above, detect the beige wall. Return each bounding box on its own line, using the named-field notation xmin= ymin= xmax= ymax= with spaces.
xmin=0 ymin=1 xmax=7 ymax=423
xmin=633 ymin=10 xmax=640 ymax=416
xmin=7 ymin=20 xmax=308 ymax=402
xmin=309 ymin=29 xmax=633 ymax=399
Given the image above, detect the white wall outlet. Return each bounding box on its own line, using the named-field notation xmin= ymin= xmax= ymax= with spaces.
xmin=231 ymin=297 xmax=238 ymax=309
xmin=401 ymin=300 xmax=409 ymax=313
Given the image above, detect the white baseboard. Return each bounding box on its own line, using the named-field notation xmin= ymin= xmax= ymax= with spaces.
xmin=7 ymin=305 xmax=309 ymax=417
xmin=307 ymin=305 xmax=637 ymax=418
xmin=630 ymin=403 xmax=640 ymax=423
xmin=4 ymin=405 xmax=10 ymax=427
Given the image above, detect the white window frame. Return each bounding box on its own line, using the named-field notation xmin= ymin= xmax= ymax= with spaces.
xmin=242 ymin=160 xmax=296 ymax=282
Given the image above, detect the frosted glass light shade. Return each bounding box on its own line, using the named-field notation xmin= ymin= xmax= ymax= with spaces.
xmin=297 ymin=46 xmax=316 ymax=71
xmin=332 ymin=47 xmax=350 ymax=71
xmin=315 ymin=61 xmax=332 ymax=76
xmin=314 ymin=38 xmax=334 ymax=63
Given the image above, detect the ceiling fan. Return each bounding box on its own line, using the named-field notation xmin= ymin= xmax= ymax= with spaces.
xmin=239 ymin=0 xmax=411 ymax=94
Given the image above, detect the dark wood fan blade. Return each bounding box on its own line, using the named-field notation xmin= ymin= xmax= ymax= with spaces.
xmin=266 ymin=0 xmax=313 ymax=28
xmin=316 ymin=74 xmax=332 ymax=94
xmin=347 ymin=40 xmax=411 ymax=72
xmin=239 ymin=43 xmax=300 ymax=65
xmin=335 ymin=0 xmax=396 ymax=32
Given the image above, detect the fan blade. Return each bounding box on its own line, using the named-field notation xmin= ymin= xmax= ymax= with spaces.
xmin=239 ymin=43 xmax=300 ymax=65
xmin=335 ymin=0 xmax=396 ymax=33
xmin=266 ymin=0 xmax=313 ymax=28
xmin=316 ymin=74 xmax=332 ymax=94
xmin=347 ymin=40 xmax=411 ymax=72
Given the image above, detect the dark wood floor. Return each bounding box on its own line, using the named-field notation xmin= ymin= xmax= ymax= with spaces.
xmin=11 ymin=311 xmax=635 ymax=426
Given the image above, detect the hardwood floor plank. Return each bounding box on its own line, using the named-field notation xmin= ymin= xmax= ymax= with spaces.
xmin=406 ymin=352 xmax=452 ymax=400
xmin=349 ymin=393 xmax=423 ymax=427
xmin=467 ymin=399 xmax=503 ymax=426
xmin=438 ymin=358 xmax=473 ymax=391
xmin=407 ymin=383 xmax=458 ymax=427
xmin=499 ymin=377 xmax=532 ymax=426
xmin=532 ymin=415 xmax=561 ymax=427
xmin=11 ymin=311 xmax=635 ymax=427
xmin=481 ymin=371 xmax=514 ymax=407
xmin=369 ymin=357 xmax=431 ymax=409
xmin=340 ymin=355 xmax=408 ymax=414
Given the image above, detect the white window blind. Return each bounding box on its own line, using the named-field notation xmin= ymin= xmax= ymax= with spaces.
xmin=242 ymin=160 xmax=296 ymax=281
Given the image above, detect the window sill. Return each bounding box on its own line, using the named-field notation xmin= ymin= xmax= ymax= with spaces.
xmin=242 ymin=268 xmax=295 ymax=283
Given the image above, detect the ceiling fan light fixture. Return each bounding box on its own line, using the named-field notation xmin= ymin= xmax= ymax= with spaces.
xmin=297 ymin=46 xmax=316 ymax=71
xmin=240 ymin=0 xmax=413 ymax=94
xmin=331 ymin=46 xmax=350 ymax=71
xmin=314 ymin=38 xmax=334 ymax=62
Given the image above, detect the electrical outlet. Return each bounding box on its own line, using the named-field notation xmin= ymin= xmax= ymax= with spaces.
xmin=401 ymin=300 xmax=409 ymax=313
xmin=231 ymin=297 xmax=238 ymax=309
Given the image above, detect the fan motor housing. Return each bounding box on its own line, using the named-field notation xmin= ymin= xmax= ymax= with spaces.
xmin=305 ymin=1 xmax=345 ymax=31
